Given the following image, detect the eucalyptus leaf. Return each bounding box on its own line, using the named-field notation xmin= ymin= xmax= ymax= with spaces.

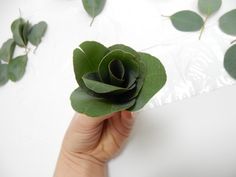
xmin=11 ymin=18 xmax=26 ymax=47
xmin=22 ymin=21 xmax=30 ymax=46
xmin=0 ymin=39 xmax=16 ymax=62
xmin=8 ymin=55 xmax=27 ymax=82
xmin=83 ymin=72 xmax=135 ymax=94
xmin=170 ymin=10 xmax=204 ymax=32
xmin=73 ymin=41 xmax=109 ymax=89
xmin=98 ymin=50 xmax=139 ymax=83
xmin=28 ymin=21 xmax=47 ymax=46
xmin=82 ymin=0 xmax=106 ymax=25
xmin=130 ymin=53 xmax=167 ymax=111
xmin=70 ymin=87 xmax=136 ymax=117
xmin=219 ymin=9 xmax=236 ymax=36
xmin=198 ymin=0 xmax=222 ymax=16
xmin=224 ymin=44 xmax=236 ymax=80
xmin=0 ymin=64 xmax=9 ymax=86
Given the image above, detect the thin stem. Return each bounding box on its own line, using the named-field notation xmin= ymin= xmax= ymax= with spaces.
xmin=33 ymin=46 xmax=38 ymax=54
xmin=24 ymin=46 xmax=30 ymax=55
xmin=231 ymin=39 xmax=236 ymax=45
xmin=19 ymin=8 xmax=22 ymax=18
xmin=161 ymin=14 xmax=171 ymax=18
xmin=90 ymin=17 xmax=95 ymax=27
xmin=199 ymin=16 xmax=209 ymax=40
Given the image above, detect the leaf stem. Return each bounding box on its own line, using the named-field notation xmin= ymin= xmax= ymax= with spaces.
xmin=231 ymin=39 xmax=236 ymax=45
xmin=161 ymin=14 xmax=171 ymax=18
xmin=90 ymin=17 xmax=95 ymax=27
xmin=19 ymin=8 xmax=22 ymax=18
xmin=199 ymin=15 xmax=209 ymax=40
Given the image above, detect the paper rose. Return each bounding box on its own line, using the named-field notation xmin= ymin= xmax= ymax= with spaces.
xmin=70 ymin=41 xmax=167 ymax=117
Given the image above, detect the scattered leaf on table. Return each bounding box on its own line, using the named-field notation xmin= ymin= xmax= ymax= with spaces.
xmin=219 ymin=9 xmax=236 ymax=36
xmin=11 ymin=18 xmax=26 ymax=47
xmin=198 ymin=0 xmax=222 ymax=16
xmin=8 ymin=55 xmax=28 ymax=82
xmin=22 ymin=21 xmax=31 ymax=46
xmin=0 ymin=39 xmax=15 ymax=62
xmin=224 ymin=44 xmax=236 ymax=80
xmin=82 ymin=0 xmax=106 ymax=25
xmin=28 ymin=21 xmax=47 ymax=46
xmin=0 ymin=63 xmax=9 ymax=86
xmin=170 ymin=10 xmax=204 ymax=32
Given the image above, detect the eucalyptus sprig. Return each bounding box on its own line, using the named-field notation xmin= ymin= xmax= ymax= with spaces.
xmin=219 ymin=9 xmax=236 ymax=80
xmin=70 ymin=41 xmax=167 ymax=117
xmin=165 ymin=0 xmax=222 ymax=39
xmin=0 ymin=15 xmax=47 ymax=87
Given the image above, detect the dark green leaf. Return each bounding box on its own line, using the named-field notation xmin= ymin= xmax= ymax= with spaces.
xmin=22 ymin=21 xmax=31 ymax=46
xmin=11 ymin=18 xmax=26 ymax=47
xmin=0 ymin=64 xmax=9 ymax=86
xmin=70 ymin=87 xmax=136 ymax=117
xmin=109 ymin=44 xmax=139 ymax=58
xmin=8 ymin=55 xmax=27 ymax=82
xmin=198 ymin=0 xmax=222 ymax=16
xmin=224 ymin=44 xmax=236 ymax=79
xmin=82 ymin=0 xmax=106 ymax=19
xmin=170 ymin=10 xmax=204 ymax=32
xmin=130 ymin=53 xmax=167 ymax=111
xmin=0 ymin=39 xmax=15 ymax=62
xmin=219 ymin=9 xmax=236 ymax=36
xmin=82 ymin=72 xmax=134 ymax=94
xmin=28 ymin=21 xmax=47 ymax=46
xmin=108 ymin=59 xmax=125 ymax=86
xmin=98 ymin=49 xmax=139 ymax=83
xmin=73 ymin=41 xmax=109 ymax=88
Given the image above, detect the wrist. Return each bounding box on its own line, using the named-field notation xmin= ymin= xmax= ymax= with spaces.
xmin=54 ymin=149 xmax=107 ymax=177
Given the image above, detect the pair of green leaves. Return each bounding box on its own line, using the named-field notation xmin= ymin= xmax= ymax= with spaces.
xmin=82 ymin=0 xmax=106 ymax=26
xmin=11 ymin=18 xmax=47 ymax=48
xmin=71 ymin=41 xmax=167 ymax=117
xmin=168 ymin=0 xmax=222 ymax=39
xmin=221 ymin=9 xmax=236 ymax=80
xmin=0 ymin=17 xmax=47 ymax=87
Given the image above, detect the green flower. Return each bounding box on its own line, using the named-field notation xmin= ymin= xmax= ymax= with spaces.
xmin=70 ymin=41 xmax=167 ymax=117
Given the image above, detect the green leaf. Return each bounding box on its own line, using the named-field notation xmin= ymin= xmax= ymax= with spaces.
xmin=109 ymin=44 xmax=139 ymax=58
xmin=22 ymin=21 xmax=31 ymax=46
xmin=0 ymin=64 xmax=9 ymax=86
xmin=0 ymin=39 xmax=16 ymax=62
xmin=82 ymin=72 xmax=135 ymax=94
xmin=224 ymin=44 xmax=236 ymax=80
xmin=130 ymin=53 xmax=167 ymax=111
xmin=8 ymin=55 xmax=27 ymax=82
xmin=108 ymin=59 xmax=125 ymax=86
xmin=28 ymin=21 xmax=47 ymax=46
xmin=11 ymin=18 xmax=26 ymax=47
xmin=73 ymin=41 xmax=109 ymax=88
xmin=70 ymin=87 xmax=136 ymax=117
xmin=170 ymin=10 xmax=204 ymax=32
xmin=98 ymin=49 xmax=139 ymax=83
xmin=198 ymin=0 xmax=222 ymax=16
xmin=219 ymin=9 xmax=236 ymax=36
xmin=82 ymin=0 xmax=106 ymax=19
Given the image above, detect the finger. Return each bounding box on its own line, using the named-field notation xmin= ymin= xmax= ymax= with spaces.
xmin=109 ymin=111 xmax=135 ymax=140
xmin=69 ymin=112 xmax=118 ymax=132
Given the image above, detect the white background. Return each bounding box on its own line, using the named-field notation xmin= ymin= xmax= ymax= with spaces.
xmin=1 ymin=0 xmax=236 ymax=177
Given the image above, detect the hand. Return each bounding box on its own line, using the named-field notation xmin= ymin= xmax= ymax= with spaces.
xmin=54 ymin=111 xmax=134 ymax=177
